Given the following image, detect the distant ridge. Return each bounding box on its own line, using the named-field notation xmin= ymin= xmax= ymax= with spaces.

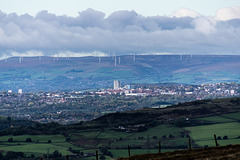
xmin=1 ymin=55 xmax=240 ymax=92
xmin=88 ymin=97 xmax=240 ymax=127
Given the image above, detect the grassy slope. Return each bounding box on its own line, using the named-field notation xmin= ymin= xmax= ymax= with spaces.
xmin=0 ymin=98 xmax=239 ymax=158
xmin=0 ymin=134 xmax=76 ymax=156
xmin=2 ymin=55 xmax=240 ymax=91
xmin=185 ymin=112 xmax=240 ymax=147
xmin=118 ymin=144 xmax=240 ymax=160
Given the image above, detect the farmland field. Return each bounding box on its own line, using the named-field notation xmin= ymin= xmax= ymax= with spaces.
xmin=196 ymin=112 xmax=240 ymax=123
xmin=110 ymin=149 xmax=176 ymax=159
xmin=0 ymin=134 xmax=76 ymax=156
xmin=221 ymin=112 xmax=240 ymax=121
xmin=196 ymin=116 xmax=235 ymax=123
xmin=185 ymin=122 xmax=240 ymax=146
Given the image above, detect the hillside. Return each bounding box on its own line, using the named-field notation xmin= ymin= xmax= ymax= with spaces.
xmin=88 ymin=97 xmax=240 ymax=128
xmin=1 ymin=55 xmax=240 ymax=91
xmin=118 ymin=144 xmax=240 ymax=160
xmin=0 ymin=97 xmax=239 ymax=158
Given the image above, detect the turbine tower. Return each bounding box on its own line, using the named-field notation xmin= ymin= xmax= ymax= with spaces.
xmin=180 ymin=54 xmax=182 ymax=61
xmin=19 ymin=57 xmax=22 ymax=63
xmin=114 ymin=55 xmax=117 ymax=67
xmin=99 ymin=56 xmax=101 ymax=63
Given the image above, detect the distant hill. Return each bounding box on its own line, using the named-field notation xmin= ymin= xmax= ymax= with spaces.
xmin=0 ymin=117 xmax=36 ymax=133
xmin=83 ymin=97 xmax=240 ymax=128
xmin=1 ymin=55 xmax=240 ymax=92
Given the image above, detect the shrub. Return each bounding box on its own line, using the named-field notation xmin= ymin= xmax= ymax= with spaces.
xmin=217 ymin=136 xmax=221 ymax=140
xmin=100 ymin=155 xmax=106 ymax=160
xmin=53 ymin=150 xmax=62 ymax=158
xmin=8 ymin=137 xmax=13 ymax=142
xmin=5 ymin=151 xmax=25 ymax=159
xmin=26 ymin=138 xmax=32 ymax=142
xmin=169 ymin=134 xmax=175 ymax=138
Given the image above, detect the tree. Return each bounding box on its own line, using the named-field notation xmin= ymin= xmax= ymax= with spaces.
xmin=48 ymin=140 xmax=52 ymax=143
xmin=169 ymin=134 xmax=175 ymax=138
xmin=5 ymin=151 xmax=24 ymax=159
xmin=66 ymin=137 xmax=71 ymax=142
xmin=100 ymin=155 xmax=106 ymax=160
xmin=223 ymin=136 xmax=228 ymax=140
xmin=31 ymin=154 xmax=35 ymax=159
xmin=8 ymin=137 xmax=13 ymax=142
xmin=0 ymin=153 xmax=3 ymax=159
xmin=53 ymin=150 xmax=62 ymax=158
xmin=217 ymin=136 xmax=222 ymax=140
xmin=26 ymin=138 xmax=32 ymax=142
xmin=7 ymin=117 xmax=11 ymax=121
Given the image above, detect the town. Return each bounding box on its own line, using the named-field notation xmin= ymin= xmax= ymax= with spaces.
xmin=0 ymin=81 xmax=239 ymax=124
xmin=97 ymin=80 xmax=237 ymax=99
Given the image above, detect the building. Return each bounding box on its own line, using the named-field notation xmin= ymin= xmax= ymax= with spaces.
xmin=114 ymin=80 xmax=120 ymax=90
xmin=18 ymin=89 xmax=23 ymax=94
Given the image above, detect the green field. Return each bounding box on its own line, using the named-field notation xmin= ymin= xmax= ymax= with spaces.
xmin=186 ymin=112 xmax=240 ymax=147
xmin=70 ymin=124 xmax=188 ymax=151
xmin=221 ymin=112 xmax=240 ymax=121
xmin=110 ymin=149 xmax=176 ymax=159
xmin=185 ymin=122 xmax=240 ymax=147
xmin=0 ymin=134 xmax=77 ymax=156
xmin=196 ymin=116 xmax=235 ymax=123
xmin=0 ymin=112 xmax=239 ymax=158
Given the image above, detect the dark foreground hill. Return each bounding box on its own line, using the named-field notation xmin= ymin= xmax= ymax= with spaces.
xmin=1 ymin=55 xmax=240 ymax=91
xmin=88 ymin=97 xmax=240 ymax=128
xmin=0 ymin=97 xmax=239 ymax=158
xmin=118 ymin=144 xmax=240 ymax=160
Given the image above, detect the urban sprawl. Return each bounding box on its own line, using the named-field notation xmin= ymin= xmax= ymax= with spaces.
xmin=0 ymin=81 xmax=239 ymax=124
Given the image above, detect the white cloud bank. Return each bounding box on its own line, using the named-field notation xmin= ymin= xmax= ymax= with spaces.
xmin=171 ymin=8 xmax=201 ymax=18
xmin=0 ymin=7 xmax=240 ymax=57
xmin=216 ymin=7 xmax=240 ymax=21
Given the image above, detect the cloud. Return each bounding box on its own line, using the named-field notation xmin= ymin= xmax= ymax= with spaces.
xmin=192 ymin=17 xmax=216 ymax=34
xmin=170 ymin=8 xmax=201 ymax=18
xmin=0 ymin=7 xmax=239 ymax=57
xmin=216 ymin=7 xmax=240 ymax=21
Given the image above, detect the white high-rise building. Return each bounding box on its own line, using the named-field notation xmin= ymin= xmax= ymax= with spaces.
xmin=18 ymin=89 xmax=23 ymax=94
xmin=114 ymin=80 xmax=120 ymax=90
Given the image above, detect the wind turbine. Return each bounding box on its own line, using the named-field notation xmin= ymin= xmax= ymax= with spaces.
xmin=19 ymin=57 xmax=22 ymax=63
xmin=119 ymin=56 xmax=121 ymax=64
xmin=99 ymin=56 xmax=101 ymax=63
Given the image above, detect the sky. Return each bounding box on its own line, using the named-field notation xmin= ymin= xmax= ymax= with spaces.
xmin=0 ymin=0 xmax=240 ymax=57
xmin=1 ymin=0 xmax=240 ymax=17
